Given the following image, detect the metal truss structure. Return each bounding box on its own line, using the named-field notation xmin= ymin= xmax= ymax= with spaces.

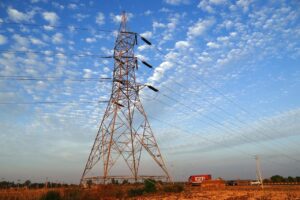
xmin=255 ymin=155 xmax=264 ymax=188
xmin=80 ymin=13 xmax=171 ymax=185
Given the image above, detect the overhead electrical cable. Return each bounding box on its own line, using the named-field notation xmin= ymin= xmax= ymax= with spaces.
xmin=148 ymin=114 xmax=300 ymax=171
xmin=0 ymin=75 xmax=112 ymax=82
xmin=0 ymin=101 xmax=109 ymax=105
xmin=0 ymin=50 xmax=113 ymax=59
xmin=0 ymin=21 xmax=115 ymax=33
xmin=160 ymin=83 xmax=300 ymax=155
xmin=137 ymin=35 xmax=299 ymax=161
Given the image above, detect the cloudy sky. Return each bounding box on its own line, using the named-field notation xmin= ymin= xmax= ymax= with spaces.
xmin=0 ymin=0 xmax=299 ymax=183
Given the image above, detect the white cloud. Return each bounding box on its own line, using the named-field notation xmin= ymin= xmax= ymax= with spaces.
xmin=85 ymin=37 xmax=96 ymax=43
xmin=164 ymin=0 xmax=189 ymax=5
xmin=198 ymin=0 xmax=214 ymax=13
xmin=210 ymin=0 xmax=226 ymax=5
xmin=175 ymin=41 xmax=190 ymax=49
xmin=0 ymin=35 xmax=7 ymax=45
xmin=95 ymin=12 xmax=105 ymax=25
xmin=68 ymin=3 xmax=77 ymax=10
xmin=43 ymin=25 xmax=54 ymax=31
xmin=198 ymin=0 xmax=226 ymax=12
xmin=103 ymin=67 xmax=110 ymax=73
xmin=217 ymin=36 xmax=229 ymax=42
xmin=138 ymin=44 xmax=150 ymax=52
xmin=153 ymin=21 xmax=166 ymax=30
xmin=140 ymin=31 xmax=152 ymax=39
xmin=148 ymin=60 xmax=174 ymax=83
xmin=42 ymin=12 xmax=59 ymax=25
xmin=237 ymin=0 xmax=252 ymax=12
xmin=74 ymin=13 xmax=89 ymax=22
xmin=230 ymin=32 xmax=237 ymax=37
xmin=12 ymin=34 xmax=29 ymax=47
xmin=7 ymin=7 xmax=33 ymax=22
xmin=30 ymin=37 xmax=45 ymax=46
xmin=52 ymin=33 xmax=63 ymax=44
xmin=110 ymin=13 xmax=133 ymax=24
xmin=187 ymin=18 xmax=214 ymax=39
xmin=83 ymin=69 xmax=92 ymax=78
xmin=144 ymin=10 xmax=152 ymax=16
xmin=207 ymin=41 xmax=220 ymax=48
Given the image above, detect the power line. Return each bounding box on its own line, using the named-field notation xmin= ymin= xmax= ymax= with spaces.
xmin=0 ymin=75 xmax=112 ymax=82
xmin=186 ymin=73 xmax=300 ymax=150
xmin=0 ymin=21 xmax=115 ymax=33
xmin=0 ymin=50 xmax=113 ymax=59
xmin=157 ymin=90 xmax=300 ymax=162
xmin=147 ymin=113 xmax=300 ymax=171
xmin=138 ymin=35 xmax=300 ymax=161
xmin=160 ymin=82 xmax=300 ymax=155
xmin=0 ymin=101 xmax=109 ymax=105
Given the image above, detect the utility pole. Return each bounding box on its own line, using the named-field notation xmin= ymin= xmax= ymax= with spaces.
xmin=255 ymin=155 xmax=264 ymax=189
xmin=80 ymin=12 xmax=171 ymax=185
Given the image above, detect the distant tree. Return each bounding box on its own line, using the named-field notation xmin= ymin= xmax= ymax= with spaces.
xmin=270 ymin=175 xmax=284 ymax=182
xmin=111 ymin=178 xmax=119 ymax=184
xmin=122 ymin=179 xmax=129 ymax=185
xmin=86 ymin=180 xmax=93 ymax=188
xmin=287 ymin=176 xmax=295 ymax=182
xmin=296 ymin=177 xmax=300 ymax=182
xmin=263 ymin=178 xmax=270 ymax=183
xmin=24 ymin=180 xmax=31 ymax=187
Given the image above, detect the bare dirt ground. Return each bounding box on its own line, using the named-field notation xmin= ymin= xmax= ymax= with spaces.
xmin=0 ymin=185 xmax=299 ymax=200
xmin=136 ymin=185 xmax=300 ymax=200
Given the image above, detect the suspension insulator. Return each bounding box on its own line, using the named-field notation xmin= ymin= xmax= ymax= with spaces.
xmin=141 ymin=60 xmax=153 ymax=68
xmin=141 ymin=36 xmax=152 ymax=45
xmin=135 ymin=34 xmax=138 ymax=45
xmin=114 ymin=101 xmax=124 ymax=107
xmin=147 ymin=85 xmax=159 ymax=92
xmin=135 ymin=58 xmax=138 ymax=70
xmin=114 ymin=79 xmax=124 ymax=85
xmin=115 ymin=57 xmax=125 ymax=64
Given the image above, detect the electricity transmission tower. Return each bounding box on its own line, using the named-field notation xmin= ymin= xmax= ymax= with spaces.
xmin=80 ymin=13 xmax=171 ymax=185
xmin=255 ymin=155 xmax=264 ymax=188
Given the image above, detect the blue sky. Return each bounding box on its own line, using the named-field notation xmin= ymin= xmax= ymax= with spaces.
xmin=0 ymin=0 xmax=299 ymax=183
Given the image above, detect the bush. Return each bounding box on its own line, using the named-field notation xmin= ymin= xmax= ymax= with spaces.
xmin=40 ymin=191 xmax=61 ymax=200
xmin=63 ymin=189 xmax=81 ymax=200
xmin=144 ymin=179 xmax=156 ymax=193
xmin=163 ymin=184 xmax=184 ymax=193
xmin=127 ymin=188 xmax=144 ymax=197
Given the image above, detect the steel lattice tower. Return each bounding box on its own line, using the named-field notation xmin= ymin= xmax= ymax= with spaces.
xmin=80 ymin=13 xmax=171 ymax=185
xmin=255 ymin=155 xmax=264 ymax=188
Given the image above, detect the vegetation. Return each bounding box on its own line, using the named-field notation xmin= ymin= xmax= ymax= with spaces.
xmin=127 ymin=179 xmax=184 ymax=197
xmin=40 ymin=191 xmax=61 ymax=200
xmin=263 ymin=175 xmax=300 ymax=183
xmin=0 ymin=180 xmax=76 ymax=189
xmin=163 ymin=183 xmax=184 ymax=193
xmin=144 ymin=179 xmax=157 ymax=193
xmin=127 ymin=187 xmax=145 ymax=197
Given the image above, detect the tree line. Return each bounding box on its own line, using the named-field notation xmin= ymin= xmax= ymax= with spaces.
xmin=0 ymin=180 xmax=77 ymax=189
xmin=264 ymin=175 xmax=300 ymax=183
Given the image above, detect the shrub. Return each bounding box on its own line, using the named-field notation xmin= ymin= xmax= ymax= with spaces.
xmin=40 ymin=191 xmax=61 ymax=200
xmin=127 ymin=188 xmax=144 ymax=197
xmin=163 ymin=184 xmax=184 ymax=193
xmin=144 ymin=179 xmax=156 ymax=193
xmin=63 ymin=189 xmax=81 ymax=200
